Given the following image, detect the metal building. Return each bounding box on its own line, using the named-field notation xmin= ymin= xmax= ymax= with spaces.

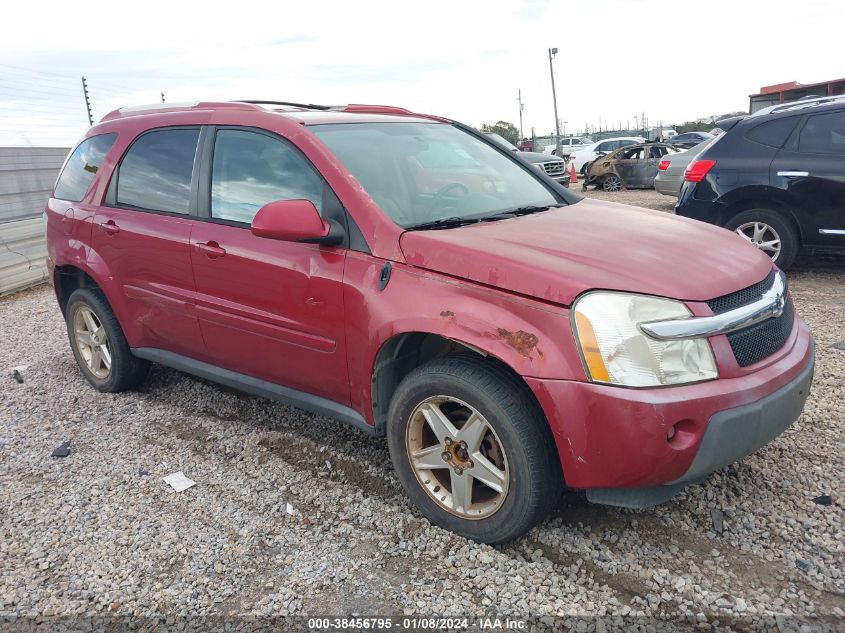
xmin=0 ymin=147 xmax=69 ymax=295
xmin=749 ymin=78 xmax=845 ymax=113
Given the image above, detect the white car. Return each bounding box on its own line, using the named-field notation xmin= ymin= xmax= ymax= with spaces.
xmin=567 ymin=137 xmax=646 ymax=174
xmin=542 ymin=137 xmax=591 ymax=155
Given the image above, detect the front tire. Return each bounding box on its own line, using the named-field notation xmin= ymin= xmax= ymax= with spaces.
xmin=65 ymin=287 xmax=150 ymax=392
xmin=386 ymin=354 xmax=562 ymax=543
xmin=725 ymin=209 xmax=798 ymax=270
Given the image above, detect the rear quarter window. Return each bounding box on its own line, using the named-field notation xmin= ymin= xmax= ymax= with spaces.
xmin=54 ymin=133 xmax=117 ymax=202
xmin=745 ymin=117 xmax=798 ymax=148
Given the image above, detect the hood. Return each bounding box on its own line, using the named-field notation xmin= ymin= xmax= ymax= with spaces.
xmin=517 ymin=150 xmax=565 ymax=163
xmin=399 ymin=199 xmax=773 ymax=306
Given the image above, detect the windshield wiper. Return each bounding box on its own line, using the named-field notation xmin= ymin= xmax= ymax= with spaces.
xmin=481 ymin=204 xmax=565 ymax=221
xmin=405 ymin=204 xmax=565 ymax=231
xmin=405 ymin=216 xmax=483 ymax=231
xmin=506 ymin=204 xmax=565 ymax=216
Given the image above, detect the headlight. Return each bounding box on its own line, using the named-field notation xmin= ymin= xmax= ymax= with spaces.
xmin=572 ymin=292 xmax=717 ymax=387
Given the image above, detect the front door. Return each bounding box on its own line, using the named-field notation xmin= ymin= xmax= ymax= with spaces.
xmin=189 ymin=127 xmax=349 ymax=403
xmin=91 ymin=127 xmax=205 ymax=357
xmin=771 ymin=110 xmax=845 ymax=248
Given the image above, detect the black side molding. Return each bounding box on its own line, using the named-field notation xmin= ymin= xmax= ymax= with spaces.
xmin=132 ymin=348 xmax=377 ymax=436
xmin=378 ymin=261 xmax=392 ymax=291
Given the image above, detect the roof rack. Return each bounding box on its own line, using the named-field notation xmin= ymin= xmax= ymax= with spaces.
xmin=100 ymin=101 xmax=264 ymax=122
xmin=753 ymin=94 xmax=845 ymax=117
xmin=235 ymin=100 xmax=331 ymax=111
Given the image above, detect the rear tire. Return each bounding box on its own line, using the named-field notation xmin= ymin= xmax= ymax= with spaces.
xmin=386 ymin=354 xmax=562 ymax=544
xmin=65 ymin=287 xmax=150 ymax=392
xmin=725 ymin=209 xmax=798 ymax=270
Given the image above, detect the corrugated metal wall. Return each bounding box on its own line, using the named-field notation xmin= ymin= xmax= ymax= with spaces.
xmin=0 ymin=147 xmax=69 ymax=296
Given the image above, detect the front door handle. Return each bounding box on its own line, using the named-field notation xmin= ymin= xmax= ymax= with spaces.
xmin=196 ymin=241 xmax=226 ymax=258
xmin=99 ymin=220 xmax=119 ymax=235
xmin=777 ymin=170 xmax=809 ymax=177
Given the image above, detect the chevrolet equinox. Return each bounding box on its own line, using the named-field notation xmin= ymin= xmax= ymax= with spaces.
xmin=46 ymin=101 xmax=815 ymax=543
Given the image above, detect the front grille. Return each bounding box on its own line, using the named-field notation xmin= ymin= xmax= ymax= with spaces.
xmin=706 ymin=270 xmax=794 ymax=367
xmin=707 ymin=269 xmax=776 ymax=314
xmin=541 ymin=161 xmax=566 ymax=177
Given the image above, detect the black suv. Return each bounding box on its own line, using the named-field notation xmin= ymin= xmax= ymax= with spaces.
xmin=675 ymin=96 xmax=845 ymax=269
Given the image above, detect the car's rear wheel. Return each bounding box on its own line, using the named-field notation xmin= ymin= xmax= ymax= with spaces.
xmin=386 ymin=354 xmax=561 ymax=543
xmin=725 ymin=209 xmax=798 ymax=269
xmin=580 ymin=161 xmax=590 ymax=176
xmin=602 ymin=174 xmax=623 ymax=192
xmin=66 ymin=287 xmax=150 ymax=392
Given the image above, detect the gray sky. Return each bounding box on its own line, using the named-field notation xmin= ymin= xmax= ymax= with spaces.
xmin=1 ymin=0 xmax=842 ymax=146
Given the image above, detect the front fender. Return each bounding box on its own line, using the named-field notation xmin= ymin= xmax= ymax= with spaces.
xmin=343 ymin=252 xmax=586 ymax=422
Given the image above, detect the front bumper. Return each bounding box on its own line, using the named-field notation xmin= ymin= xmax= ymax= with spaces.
xmin=526 ymin=316 xmax=814 ymax=504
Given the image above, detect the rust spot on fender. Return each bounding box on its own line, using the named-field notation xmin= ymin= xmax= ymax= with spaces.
xmin=440 ymin=310 xmax=455 ymax=318
xmin=492 ymin=328 xmax=542 ymax=358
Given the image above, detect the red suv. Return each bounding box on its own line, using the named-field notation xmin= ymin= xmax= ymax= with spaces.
xmin=46 ymin=101 xmax=815 ymax=543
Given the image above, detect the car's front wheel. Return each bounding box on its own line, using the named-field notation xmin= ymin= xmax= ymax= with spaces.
xmin=602 ymin=174 xmax=623 ymax=192
xmin=725 ymin=209 xmax=798 ymax=270
xmin=387 ymin=354 xmax=561 ymax=543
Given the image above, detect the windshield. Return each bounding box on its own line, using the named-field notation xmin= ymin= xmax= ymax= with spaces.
xmin=313 ymin=122 xmax=574 ymax=228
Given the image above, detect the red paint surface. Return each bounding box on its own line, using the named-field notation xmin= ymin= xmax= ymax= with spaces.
xmin=46 ymin=102 xmax=814 ymax=491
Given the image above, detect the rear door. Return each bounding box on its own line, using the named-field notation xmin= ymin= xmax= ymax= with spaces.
xmin=189 ymin=126 xmax=349 ymax=402
xmin=92 ymin=127 xmax=206 ymax=357
xmin=771 ymin=109 xmax=845 ymax=247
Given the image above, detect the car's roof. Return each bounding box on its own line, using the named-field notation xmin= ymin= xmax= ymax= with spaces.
xmin=99 ymin=101 xmax=447 ymax=126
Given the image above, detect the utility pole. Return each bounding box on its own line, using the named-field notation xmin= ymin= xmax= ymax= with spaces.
xmin=516 ymin=89 xmax=524 ymax=139
xmin=81 ymin=76 xmax=93 ymax=126
xmin=161 ymin=92 xmax=166 ymax=104
xmin=548 ymin=48 xmax=561 ymax=155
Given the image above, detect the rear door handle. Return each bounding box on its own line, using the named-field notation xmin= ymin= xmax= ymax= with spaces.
xmin=196 ymin=241 xmax=226 ymax=258
xmin=777 ymin=170 xmax=809 ymax=177
xmin=99 ymin=220 xmax=119 ymax=235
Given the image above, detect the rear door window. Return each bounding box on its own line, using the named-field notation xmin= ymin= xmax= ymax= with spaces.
xmin=54 ymin=133 xmax=117 ymax=202
xmin=116 ymin=128 xmax=200 ymax=214
xmin=746 ymin=117 xmax=799 ymax=148
xmin=798 ymin=111 xmax=845 ymax=155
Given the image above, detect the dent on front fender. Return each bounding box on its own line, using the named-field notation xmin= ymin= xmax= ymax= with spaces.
xmin=342 ymin=251 xmax=587 ymax=422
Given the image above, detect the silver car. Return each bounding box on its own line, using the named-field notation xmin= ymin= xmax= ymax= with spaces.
xmin=654 ymin=137 xmax=719 ymax=197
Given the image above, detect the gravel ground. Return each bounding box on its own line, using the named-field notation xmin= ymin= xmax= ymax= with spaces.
xmin=1 ymin=199 xmax=843 ymax=629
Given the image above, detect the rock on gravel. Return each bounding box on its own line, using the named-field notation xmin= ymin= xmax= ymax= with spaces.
xmin=0 ymin=222 xmax=843 ymax=626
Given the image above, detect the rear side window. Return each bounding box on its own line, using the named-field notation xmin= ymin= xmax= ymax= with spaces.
xmin=210 ymin=129 xmax=324 ymax=224
xmin=116 ymin=128 xmax=200 ymax=214
xmin=798 ymin=111 xmax=845 ymax=155
xmin=54 ymin=133 xmax=117 ymax=202
xmin=746 ymin=117 xmax=798 ymax=148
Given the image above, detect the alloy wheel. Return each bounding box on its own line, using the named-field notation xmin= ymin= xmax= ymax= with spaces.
xmin=405 ymin=396 xmax=509 ymax=519
xmin=73 ymin=306 xmax=111 ymax=379
xmin=602 ymin=175 xmax=622 ymax=192
xmin=735 ymin=221 xmax=782 ymax=261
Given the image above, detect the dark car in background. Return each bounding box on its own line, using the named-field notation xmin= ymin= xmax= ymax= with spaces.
xmin=485 ymin=133 xmax=570 ymax=188
xmin=669 ymin=131 xmax=714 ymax=150
xmin=676 ymin=96 xmax=845 ymax=269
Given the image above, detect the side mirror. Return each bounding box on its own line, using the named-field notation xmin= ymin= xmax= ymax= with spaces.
xmin=595 ymin=152 xmax=607 ymax=158
xmin=251 ymin=199 xmax=344 ymax=245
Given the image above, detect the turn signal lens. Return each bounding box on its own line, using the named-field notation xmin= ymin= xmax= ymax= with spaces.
xmin=574 ymin=312 xmax=611 ymax=383
xmin=684 ymin=159 xmax=716 ymax=182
